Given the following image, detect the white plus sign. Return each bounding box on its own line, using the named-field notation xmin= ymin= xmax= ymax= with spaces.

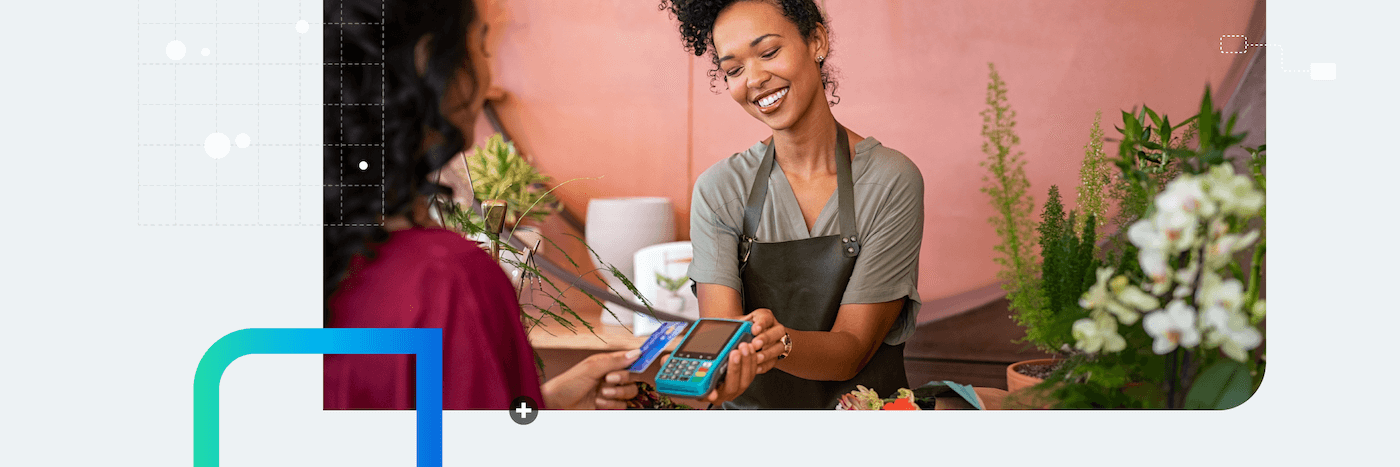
xmin=515 ymin=402 xmax=533 ymax=419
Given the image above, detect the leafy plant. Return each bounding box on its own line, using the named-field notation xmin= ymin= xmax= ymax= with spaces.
xmin=979 ymin=63 xmax=1044 ymax=337
xmin=1022 ymin=185 xmax=1098 ymax=352
xmin=656 ymin=273 xmax=689 ymax=293
xmin=1038 ymin=87 xmax=1267 ymax=409
xmin=1076 ymin=111 xmax=1111 ymax=233
xmin=438 ymin=187 xmax=660 ymax=374
xmin=458 ymin=134 xmax=561 ymax=227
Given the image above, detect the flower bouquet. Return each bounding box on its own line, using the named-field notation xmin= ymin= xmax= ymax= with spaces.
xmin=836 ymin=386 xmax=921 ymax=410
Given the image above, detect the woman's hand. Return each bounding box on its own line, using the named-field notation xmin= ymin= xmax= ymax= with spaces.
xmin=743 ymin=308 xmax=788 ymax=373
xmin=700 ymin=341 xmax=760 ymax=405
xmin=540 ymin=349 xmax=642 ymax=410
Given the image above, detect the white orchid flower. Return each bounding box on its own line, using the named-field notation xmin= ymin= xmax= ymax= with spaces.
xmin=1079 ymin=267 xmax=1116 ymax=311
xmin=1128 ymin=218 xmax=1166 ymax=251
xmin=1207 ymin=215 xmax=1229 ymax=240
xmin=1203 ymin=163 xmax=1238 ymax=193
xmin=1205 ymin=166 xmax=1264 ymax=217
xmin=1197 ymin=273 xmax=1245 ymax=316
xmin=1136 ymin=247 xmax=1171 ymax=295
xmin=1203 ymin=309 xmax=1263 ymax=362
xmin=1155 ymin=209 xmax=1200 ymax=253
xmin=1143 ymin=300 xmax=1202 ymax=354
xmin=1158 ymin=175 xmax=1216 ymax=218
xmin=1205 ymin=230 xmax=1259 ymax=269
xmin=1073 ymin=315 xmax=1126 ymax=353
xmin=1107 ymin=275 xmax=1155 ymax=325
xmin=1200 ymin=304 xmax=1231 ymax=334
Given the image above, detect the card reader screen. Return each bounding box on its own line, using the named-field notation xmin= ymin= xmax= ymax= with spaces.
xmin=674 ymin=320 xmax=741 ymax=359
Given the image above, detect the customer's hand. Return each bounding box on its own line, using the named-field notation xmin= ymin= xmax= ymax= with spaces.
xmin=700 ymin=341 xmax=760 ymax=405
xmin=541 ymin=349 xmax=642 ymax=410
xmin=743 ymin=308 xmax=787 ymax=373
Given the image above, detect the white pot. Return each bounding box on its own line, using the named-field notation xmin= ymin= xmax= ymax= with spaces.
xmin=630 ymin=241 xmax=697 ymax=335
xmin=585 ymin=197 xmax=675 ymax=327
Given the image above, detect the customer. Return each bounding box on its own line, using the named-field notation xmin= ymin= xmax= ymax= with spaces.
xmin=322 ymin=0 xmax=762 ymax=410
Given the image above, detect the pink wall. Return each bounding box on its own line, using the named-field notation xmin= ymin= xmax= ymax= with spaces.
xmin=466 ymin=0 xmax=1256 ymax=301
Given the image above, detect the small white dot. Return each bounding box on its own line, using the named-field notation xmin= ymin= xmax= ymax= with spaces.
xmin=166 ymin=40 xmax=186 ymax=60
xmin=201 ymin=48 xmax=210 ymax=56
xmin=358 ymin=161 xmax=369 ymax=171
xmin=235 ymin=133 xmax=250 ymax=148
xmin=205 ymin=133 xmax=231 ymax=159
xmin=296 ymin=20 xmax=309 ymax=34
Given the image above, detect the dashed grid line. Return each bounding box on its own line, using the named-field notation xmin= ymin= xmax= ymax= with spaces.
xmin=381 ymin=0 xmax=387 ymax=223
xmin=137 ymin=2 xmax=390 ymax=228
xmin=299 ymin=1 xmax=305 ymax=225
xmin=173 ymin=1 xmax=178 ymax=221
xmin=136 ymin=0 xmax=140 ymax=224
xmin=1220 ymin=34 xmax=1310 ymax=73
xmin=339 ymin=0 xmax=344 ymax=224
xmin=257 ymin=0 xmax=261 ymax=224
xmin=214 ymin=0 xmax=219 ymax=224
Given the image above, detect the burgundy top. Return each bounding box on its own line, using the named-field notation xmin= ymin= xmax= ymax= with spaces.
xmin=324 ymin=228 xmax=544 ymax=410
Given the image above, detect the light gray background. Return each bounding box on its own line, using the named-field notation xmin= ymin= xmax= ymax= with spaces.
xmin=0 ymin=1 xmax=1396 ymax=466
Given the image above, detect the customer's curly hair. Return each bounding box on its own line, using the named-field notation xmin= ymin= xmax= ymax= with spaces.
xmin=322 ymin=0 xmax=479 ymax=323
xmin=658 ymin=0 xmax=840 ymax=105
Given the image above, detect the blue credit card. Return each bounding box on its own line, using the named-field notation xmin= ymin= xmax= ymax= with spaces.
xmin=627 ymin=322 xmax=687 ymax=373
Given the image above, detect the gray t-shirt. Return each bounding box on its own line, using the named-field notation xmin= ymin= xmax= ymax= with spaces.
xmin=687 ymin=136 xmax=924 ymax=345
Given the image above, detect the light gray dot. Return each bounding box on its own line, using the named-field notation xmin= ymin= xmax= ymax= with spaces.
xmin=205 ymin=133 xmax=231 ymax=159
xmin=166 ymin=40 xmax=186 ymax=60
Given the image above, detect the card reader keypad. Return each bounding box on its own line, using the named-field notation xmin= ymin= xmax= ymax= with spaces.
xmin=659 ymin=358 xmax=712 ymax=381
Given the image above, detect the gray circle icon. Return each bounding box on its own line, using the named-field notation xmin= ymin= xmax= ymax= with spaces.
xmin=510 ymin=396 xmax=538 ymax=425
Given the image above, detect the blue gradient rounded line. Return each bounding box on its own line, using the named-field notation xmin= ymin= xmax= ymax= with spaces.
xmin=194 ymin=328 xmax=443 ymax=467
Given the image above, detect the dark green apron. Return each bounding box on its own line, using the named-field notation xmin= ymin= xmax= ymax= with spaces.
xmin=724 ymin=123 xmax=908 ymax=409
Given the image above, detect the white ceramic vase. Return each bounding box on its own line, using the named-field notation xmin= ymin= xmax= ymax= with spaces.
xmin=585 ymin=197 xmax=675 ymax=328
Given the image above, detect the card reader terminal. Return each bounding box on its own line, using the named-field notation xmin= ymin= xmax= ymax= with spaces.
xmin=654 ymin=318 xmax=754 ymax=398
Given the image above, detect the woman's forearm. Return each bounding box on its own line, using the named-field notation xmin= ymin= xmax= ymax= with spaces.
xmin=772 ymin=328 xmax=875 ymax=381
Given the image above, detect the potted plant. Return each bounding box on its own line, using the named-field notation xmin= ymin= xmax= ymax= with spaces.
xmin=981 ymin=63 xmax=1265 ymax=409
xmin=440 ymin=133 xmax=565 ymax=289
xmin=435 ymin=134 xmax=662 ymax=371
xmin=1035 ymin=88 xmax=1266 ymax=409
xmin=455 ymin=133 xmax=561 ymax=231
xmin=980 ymin=63 xmax=1098 ymax=391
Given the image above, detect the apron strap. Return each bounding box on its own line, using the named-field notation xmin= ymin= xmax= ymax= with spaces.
xmin=833 ymin=125 xmax=860 ymax=258
xmin=741 ymin=141 xmax=776 ymax=243
xmin=740 ymin=122 xmax=861 ymax=262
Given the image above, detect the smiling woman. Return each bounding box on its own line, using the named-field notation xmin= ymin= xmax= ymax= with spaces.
xmin=661 ymin=0 xmax=926 ymax=409
xmin=662 ymin=0 xmax=839 ymax=104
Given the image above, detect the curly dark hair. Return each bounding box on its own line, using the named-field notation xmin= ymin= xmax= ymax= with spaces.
xmin=322 ymin=0 xmax=479 ymax=323
xmin=658 ymin=0 xmax=840 ymax=105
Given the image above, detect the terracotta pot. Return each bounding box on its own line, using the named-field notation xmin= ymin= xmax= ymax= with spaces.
xmin=1006 ymin=358 xmax=1057 ymax=393
xmin=1004 ymin=359 xmax=1061 ymax=409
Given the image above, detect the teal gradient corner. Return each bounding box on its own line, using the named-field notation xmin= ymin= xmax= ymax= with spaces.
xmin=193 ymin=328 xmax=443 ymax=467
